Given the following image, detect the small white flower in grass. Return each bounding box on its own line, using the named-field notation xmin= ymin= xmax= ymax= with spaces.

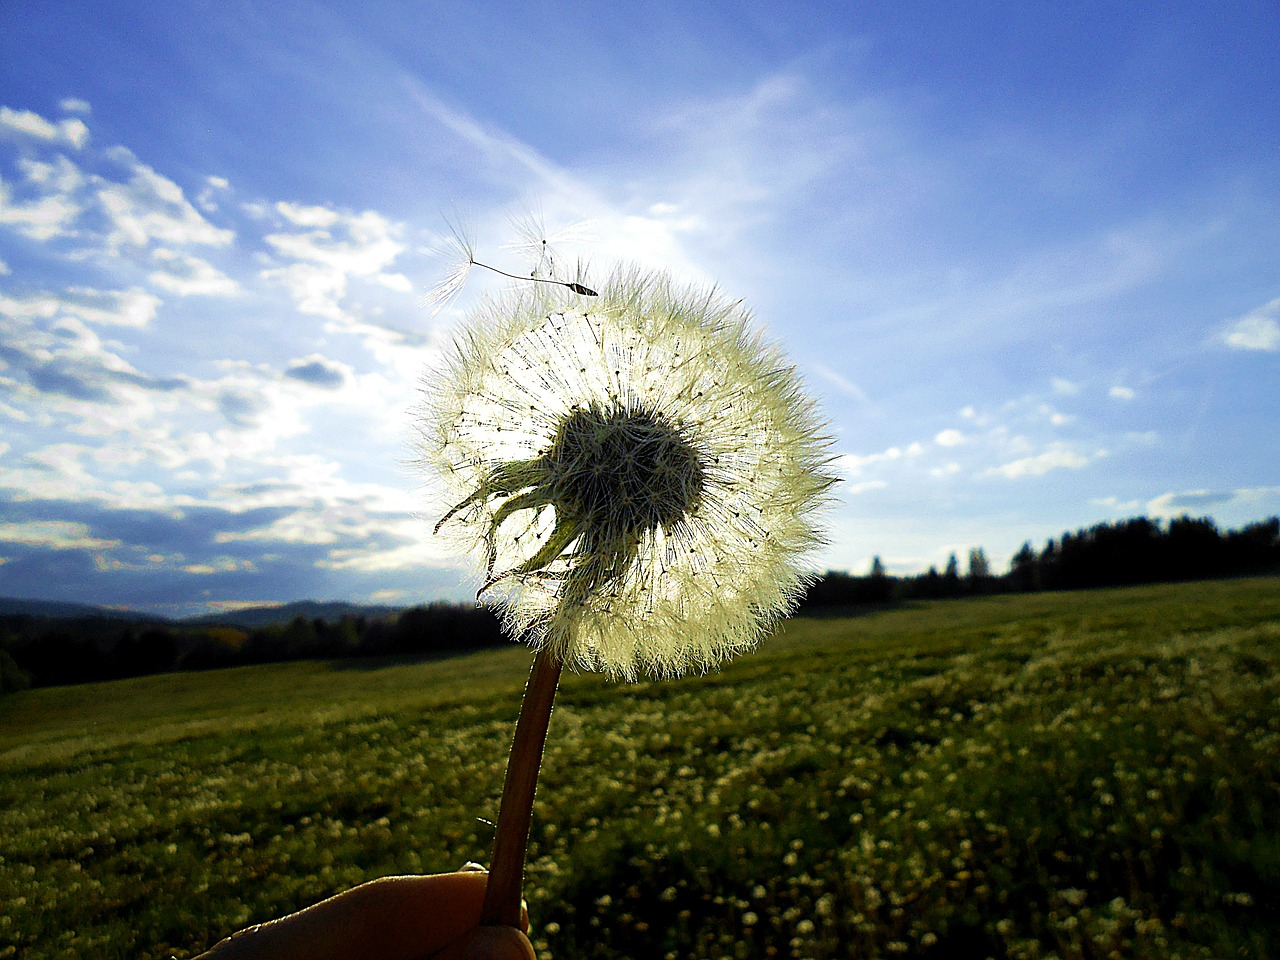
xmin=421 ymin=263 xmax=836 ymax=679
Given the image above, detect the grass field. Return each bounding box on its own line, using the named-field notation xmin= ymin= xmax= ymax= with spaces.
xmin=2 ymin=578 xmax=1279 ymax=959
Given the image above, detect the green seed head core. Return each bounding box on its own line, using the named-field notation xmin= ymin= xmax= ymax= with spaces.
xmin=546 ymin=403 xmax=704 ymax=535
xmin=436 ymin=399 xmax=706 ymax=599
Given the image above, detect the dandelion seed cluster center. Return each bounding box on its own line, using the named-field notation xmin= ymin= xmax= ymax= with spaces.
xmin=546 ymin=402 xmax=704 ymax=535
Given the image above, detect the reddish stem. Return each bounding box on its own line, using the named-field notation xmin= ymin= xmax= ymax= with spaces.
xmin=480 ymin=645 xmax=563 ymax=927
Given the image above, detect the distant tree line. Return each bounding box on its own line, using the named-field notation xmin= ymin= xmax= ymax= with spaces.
xmin=797 ymin=514 xmax=1280 ymax=611
xmin=3 ymin=514 xmax=1277 ymax=694
xmin=1003 ymin=515 xmax=1280 ymax=592
xmin=0 ymin=602 xmax=503 ymax=693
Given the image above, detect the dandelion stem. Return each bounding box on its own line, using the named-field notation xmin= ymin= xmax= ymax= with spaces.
xmin=480 ymin=644 xmax=564 ymax=928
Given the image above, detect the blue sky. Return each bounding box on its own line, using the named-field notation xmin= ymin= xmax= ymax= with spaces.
xmin=1 ymin=1 xmax=1277 ymax=616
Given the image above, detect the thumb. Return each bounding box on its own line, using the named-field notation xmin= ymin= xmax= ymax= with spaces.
xmin=431 ymin=925 xmax=537 ymax=960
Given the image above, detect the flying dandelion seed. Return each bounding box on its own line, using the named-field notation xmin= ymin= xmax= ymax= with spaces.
xmin=421 ymin=264 xmax=836 ymax=679
xmin=424 ymin=218 xmax=598 ymax=318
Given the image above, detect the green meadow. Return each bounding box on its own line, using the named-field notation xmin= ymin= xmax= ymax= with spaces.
xmin=2 ymin=578 xmax=1278 ymax=960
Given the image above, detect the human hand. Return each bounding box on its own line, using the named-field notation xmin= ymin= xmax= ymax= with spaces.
xmin=193 ymin=865 xmax=535 ymax=960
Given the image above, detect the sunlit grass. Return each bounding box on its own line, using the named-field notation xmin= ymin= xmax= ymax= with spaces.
xmin=3 ymin=578 xmax=1278 ymax=959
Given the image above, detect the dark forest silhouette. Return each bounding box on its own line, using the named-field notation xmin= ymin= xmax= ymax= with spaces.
xmin=798 ymin=514 xmax=1280 ymax=609
xmin=2 ymin=514 xmax=1277 ymax=692
xmin=0 ymin=601 xmax=504 ymax=693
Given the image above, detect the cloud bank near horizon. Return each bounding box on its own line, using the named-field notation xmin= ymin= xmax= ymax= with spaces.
xmin=2 ymin=4 xmax=1278 ymax=615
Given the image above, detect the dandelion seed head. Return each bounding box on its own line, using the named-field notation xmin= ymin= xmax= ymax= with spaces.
xmin=420 ymin=262 xmax=835 ymax=679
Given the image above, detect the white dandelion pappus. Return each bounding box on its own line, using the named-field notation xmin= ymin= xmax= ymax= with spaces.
xmin=422 ymin=219 xmax=477 ymax=318
xmin=422 ymin=263 xmax=835 ymax=680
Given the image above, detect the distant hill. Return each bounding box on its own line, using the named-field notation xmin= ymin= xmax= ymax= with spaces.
xmin=0 ymin=597 xmax=403 ymax=629
xmin=0 ymin=597 xmax=168 ymax=622
xmin=182 ymin=600 xmax=404 ymax=629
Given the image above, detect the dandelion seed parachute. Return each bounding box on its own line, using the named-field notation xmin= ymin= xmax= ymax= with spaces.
xmin=420 ymin=264 xmax=835 ymax=680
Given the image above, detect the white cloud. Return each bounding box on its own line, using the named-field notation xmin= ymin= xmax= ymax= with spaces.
xmin=148 ymin=249 xmax=241 ymax=297
xmin=1109 ymin=385 xmax=1136 ymax=400
xmin=206 ymin=468 xmax=457 ymax=568
xmin=0 ymin=106 xmax=89 ymax=149
xmin=19 ymin=154 xmax=86 ymax=193
xmin=276 ymin=200 xmax=341 ymax=228
xmin=262 ymin=261 xmax=349 ymax=320
xmin=0 ymin=175 xmax=82 ymax=240
xmin=261 ymin=206 xmax=407 ymax=320
xmin=836 ymin=442 xmax=925 ymax=477
xmin=97 ymin=151 xmax=234 ymax=249
xmin=0 ymin=106 xmax=464 ymax=593
xmin=62 ymin=286 xmax=161 ymax=327
xmin=1051 ymin=377 xmax=1080 ymax=395
xmin=0 ymin=290 xmax=58 ymax=320
xmin=0 ymin=519 xmax=117 ymax=550
xmin=1229 ymin=485 xmax=1280 ymax=505
xmin=935 ymin=428 xmax=965 ymax=447
xmin=1146 ymin=489 xmax=1233 ymax=517
xmin=1223 ymin=297 xmax=1280 ymax=351
xmin=1039 ymin=404 xmax=1073 ymax=426
xmin=265 ymin=209 xmax=402 ymax=274
xmin=0 ymin=258 xmax=9 ymax=275
xmin=196 ymin=175 xmax=231 ymax=213
xmin=317 ymin=536 xmax=444 ymax=573
xmin=0 ymin=289 xmax=174 ymax=423
xmin=63 ymin=119 xmax=90 ymax=150
xmin=1146 ymin=486 xmax=1280 ymax=519
xmin=375 ymin=272 xmax=413 ymax=293
xmin=59 ymin=98 xmax=92 ymax=115
xmin=985 ymin=443 xmax=1102 ymax=479
xmin=843 ymin=479 xmax=889 ymax=495
xmin=1091 ymin=495 xmax=1145 ymax=513
xmin=183 ymin=557 xmax=257 ymax=575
